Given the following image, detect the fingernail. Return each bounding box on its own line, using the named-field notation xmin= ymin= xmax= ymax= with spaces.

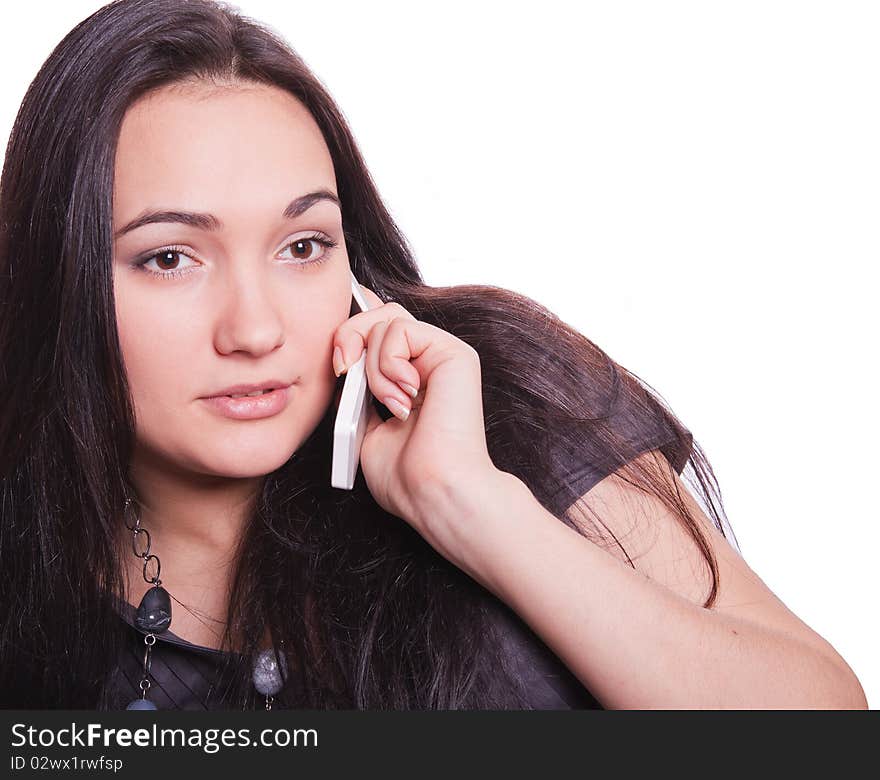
xmin=383 ymin=396 xmax=410 ymax=421
xmin=398 ymin=381 xmax=418 ymax=399
xmin=333 ymin=346 xmax=346 ymax=377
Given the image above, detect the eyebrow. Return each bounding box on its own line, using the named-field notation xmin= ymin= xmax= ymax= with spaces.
xmin=113 ymin=188 xmax=341 ymax=240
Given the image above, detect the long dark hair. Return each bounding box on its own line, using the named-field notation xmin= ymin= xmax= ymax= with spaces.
xmin=0 ymin=0 xmax=736 ymax=709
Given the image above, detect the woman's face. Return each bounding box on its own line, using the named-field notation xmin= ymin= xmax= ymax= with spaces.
xmin=112 ymin=81 xmax=351 ymax=480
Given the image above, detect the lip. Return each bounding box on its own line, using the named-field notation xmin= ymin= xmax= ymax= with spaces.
xmin=204 ymin=379 xmax=291 ymax=397
xmin=200 ymin=386 xmax=291 ymax=420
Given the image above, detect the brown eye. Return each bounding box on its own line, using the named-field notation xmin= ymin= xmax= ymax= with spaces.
xmin=133 ymin=246 xmax=199 ymax=280
xmin=280 ymin=234 xmax=338 ymax=267
xmin=155 ymin=250 xmax=182 ymax=270
xmin=290 ymin=239 xmax=319 ymax=261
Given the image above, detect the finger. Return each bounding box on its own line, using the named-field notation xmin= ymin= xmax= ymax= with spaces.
xmin=377 ymin=316 xmax=421 ymax=399
xmin=359 ymin=284 xmax=386 ymax=309
xmin=334 ymin=301 xmax=415 ymax=377
xmin=365 ymin=319 xmax=412 ymax=421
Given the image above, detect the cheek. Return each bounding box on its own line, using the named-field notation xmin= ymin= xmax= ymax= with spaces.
xmin=292 ymin=269 xmax=355 ymax=368
xmin=115 ymin=299 xmax=204 ymax=412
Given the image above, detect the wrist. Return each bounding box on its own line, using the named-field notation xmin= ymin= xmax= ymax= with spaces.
xmin=413 ymin=466 xmax=536 ymax=589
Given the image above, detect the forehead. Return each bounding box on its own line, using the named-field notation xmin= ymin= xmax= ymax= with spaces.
xmin=113 ymin=82 xmax=336 ymax=220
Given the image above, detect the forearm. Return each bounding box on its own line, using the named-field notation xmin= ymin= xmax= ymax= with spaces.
xmin=420 ymin=470 xmax=864 ymax=710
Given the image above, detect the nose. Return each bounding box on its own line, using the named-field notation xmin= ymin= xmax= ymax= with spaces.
xmin=212 ymin=264 xmax=285 ymax=357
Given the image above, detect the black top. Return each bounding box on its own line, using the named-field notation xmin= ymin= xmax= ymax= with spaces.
xmin=109 ymin=417 xmax=692 ymax=711
xmin=111 ymin=593 xmax=605 ymax=710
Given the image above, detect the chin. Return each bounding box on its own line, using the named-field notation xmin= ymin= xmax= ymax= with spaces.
xmin=166 ymin=430 xmax=296 ymax=478
xmin=203 ymin=446 xmax=298 ymax=479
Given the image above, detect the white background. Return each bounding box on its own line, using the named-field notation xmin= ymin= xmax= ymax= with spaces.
xmin=2 ymin=1 xmax=876 ymax=708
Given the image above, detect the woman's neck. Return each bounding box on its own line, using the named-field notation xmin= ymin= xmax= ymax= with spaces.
xmin=120 ymin=461 xmax=264 ymax=651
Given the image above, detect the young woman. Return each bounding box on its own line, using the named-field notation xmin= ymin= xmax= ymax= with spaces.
xmin=0 ymin=0 xmax=866 ymax=710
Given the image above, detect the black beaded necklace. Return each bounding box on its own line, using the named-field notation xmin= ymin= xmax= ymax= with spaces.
xmin=121 ymin=496 xmax=288 ymax=710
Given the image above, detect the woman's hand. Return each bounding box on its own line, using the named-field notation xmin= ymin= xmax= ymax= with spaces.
xmin=332 ymin=285 xmax=503 ymax=546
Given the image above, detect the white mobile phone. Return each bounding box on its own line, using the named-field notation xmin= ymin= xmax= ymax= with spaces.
xmin=331 ymin=271 xmax=374 ymax=489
